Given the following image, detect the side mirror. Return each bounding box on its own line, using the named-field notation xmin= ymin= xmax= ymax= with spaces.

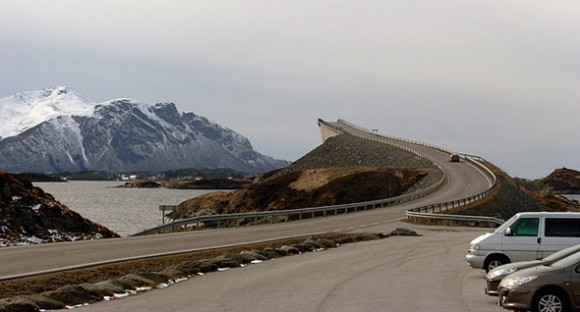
xmin=505 ymin=227 xmax=513 ymax=236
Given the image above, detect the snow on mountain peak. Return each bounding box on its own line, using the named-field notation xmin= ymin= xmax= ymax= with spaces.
xmin=0 ymin=86 xmax=96 ymax=139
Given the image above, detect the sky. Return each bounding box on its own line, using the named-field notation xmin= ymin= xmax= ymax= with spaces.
xmin=1 ymin=0 xmax=578 ymax=179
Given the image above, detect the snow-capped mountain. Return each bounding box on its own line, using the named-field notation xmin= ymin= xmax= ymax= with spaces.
xmin=0 ymin=87 xmax=289 ymax=173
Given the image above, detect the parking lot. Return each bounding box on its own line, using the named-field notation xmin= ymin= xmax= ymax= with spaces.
xmin=78 ymin=222 xmax=504 ymax=312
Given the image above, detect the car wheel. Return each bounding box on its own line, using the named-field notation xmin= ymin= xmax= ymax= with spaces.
xmin=533 ymin=290 xmax=569 ymax=312
xmin=485 ymin=257 xmax=508 ymax=273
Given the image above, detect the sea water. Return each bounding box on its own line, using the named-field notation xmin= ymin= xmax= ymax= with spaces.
xmin=564 ymin=194 xmax=580 ymax=202
xmin=35 ymin=181 xmax=217 ymax=237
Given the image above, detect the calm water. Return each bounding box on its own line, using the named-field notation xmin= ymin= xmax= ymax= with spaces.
xmin=35 ymin=181 xmax=216 ymax=237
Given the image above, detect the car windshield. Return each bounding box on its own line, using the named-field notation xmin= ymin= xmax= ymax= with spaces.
xmin=543 ymin=245 xmax=580 ymax=262
xmin=494 ymin=215 xmax=519 ymax=234
xmin=549 ymin=251 xmax=580 ymax=268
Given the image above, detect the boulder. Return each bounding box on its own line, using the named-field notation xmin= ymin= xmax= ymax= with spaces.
xmin=80 ymin=280 xmax=126 ymax=298
xmin=175 ymin=261 xmax=202 ymax=275
xmin=240 ymin=250 xmax=268 ymax=262
xmin=190 ymin=259 xmax=219 ymax=273
xmin=279 ymin=245 xmax=300 ymax=254
xmin=259 ymin=248 xmax=283 ymax=259
xmin=0 ymin=296 xmax=39 ymax=312
xmin=117 ymin=274 xmax=156 ymax=288
xmin=300 ymin=239 xmax=326 ymax=251
xmin=157 ymin=265 xmax=185 ymax=278
xmin=316 ymin=238 xmax=338 ymax=248
xmin=111 ymin=278 xmax=136 ymax=290
xmin=291 ymin=243 xmax=313 ymax=253
xmin=136 ymin=272 xmax=167 ymax=284
xmin=389 ymin=228 xmax=419 ymax=237
xmin=41 ymin=285 xmax=99 ymax=306
xmin=21 ymin=295 xmax=65 ymax=310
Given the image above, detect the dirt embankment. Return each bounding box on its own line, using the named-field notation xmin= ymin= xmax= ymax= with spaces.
xmin=173 ymin=134 xmax=441 ymax=220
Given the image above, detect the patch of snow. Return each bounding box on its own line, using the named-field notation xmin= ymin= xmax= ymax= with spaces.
xmin=218 ymin=267 xmax=230 ymax=272
xmin=114 ymin=292 xmax=130 ymax=298
xmin=32 ymin=204 xmax=41 ymax=212
xmin=0 ymin=86 xmax=96 ymax=139
xmin=251 ymin=260 xmax=263 ymax=264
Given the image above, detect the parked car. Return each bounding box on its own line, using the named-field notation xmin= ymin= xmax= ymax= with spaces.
xmin=449 ymin=154 xmax=460 ymax=162
xmin=486 ymin=244 xmax=580 ymax=296
xmin=498 ymin=250 xmax=580 ymax=312
xmin=466 ymin=212 xmax=580 ymax=272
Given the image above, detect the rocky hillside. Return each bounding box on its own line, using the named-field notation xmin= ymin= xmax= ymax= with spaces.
xmin=541 ymin=168 xmax=580 ymax=194
xmin=0 ymin=86 xmax=289 ymax=173
xmin=173 ymin=134 xmax=440 ymax=220
xmin=0 ymin=171 xmax=118 ymax=247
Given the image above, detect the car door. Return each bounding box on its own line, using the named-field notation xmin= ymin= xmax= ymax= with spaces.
xmin=539 ymin=218 xmax=580 ymax=258
xmin=502 ymin=217 xmax=541 ymax=262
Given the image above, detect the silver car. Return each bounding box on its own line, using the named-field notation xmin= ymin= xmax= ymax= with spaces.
xmin=486 ymin=244 xmax=580 ymax=296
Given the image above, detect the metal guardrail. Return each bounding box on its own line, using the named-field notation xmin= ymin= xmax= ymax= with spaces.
xmin=131 ymin=174 xmax=445 ymax=236
xmin=132 ymin=119 xmax=500 ymax=236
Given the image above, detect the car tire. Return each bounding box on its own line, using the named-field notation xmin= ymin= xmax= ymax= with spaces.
xmin=532 ymin=289 xmax=569 ymax=312
xmin=485 ymin=256 xmax=509 ymax=273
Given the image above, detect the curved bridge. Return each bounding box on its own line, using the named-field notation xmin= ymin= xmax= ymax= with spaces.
xmin=0 ymin=119 xmax=495 ymax=281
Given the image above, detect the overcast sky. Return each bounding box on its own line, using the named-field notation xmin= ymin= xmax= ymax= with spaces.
xmin=1 ymin=1 xmax=578 ymax=179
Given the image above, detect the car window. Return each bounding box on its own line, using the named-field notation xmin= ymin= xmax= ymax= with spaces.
xmin=511 ymin=218 xmax=539 ymax=236
xmin=495 ymin=214 xmax=519 ymax=234
xmin=545 ymin=218 xmax=580 ymax=237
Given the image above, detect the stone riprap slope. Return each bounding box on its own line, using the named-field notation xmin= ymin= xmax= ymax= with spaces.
xmin=270 ymin=134 xmax=435 ymax=177
xmin=0 ymin=172 xmax=118 ymax=247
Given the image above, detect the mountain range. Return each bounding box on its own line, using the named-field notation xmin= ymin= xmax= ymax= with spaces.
xmin=0 ymin=87 xmax=289 ymax=173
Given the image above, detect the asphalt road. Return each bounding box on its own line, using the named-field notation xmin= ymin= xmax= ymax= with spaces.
xmin=0 ymin=129 xmax=492 ymax=280
xmin=77 ymin=222 xmax=503 ymax=312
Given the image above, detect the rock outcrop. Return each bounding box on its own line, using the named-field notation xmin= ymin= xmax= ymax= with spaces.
xmin=0 ymin=171 xmax=118 ymax=247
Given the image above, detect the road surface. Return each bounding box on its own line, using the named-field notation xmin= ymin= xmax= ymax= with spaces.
xmin=78 ymin=222 xmax=503 ymax=312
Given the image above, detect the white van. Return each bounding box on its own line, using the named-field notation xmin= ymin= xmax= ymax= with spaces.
xmin=466 ymin=212 xmax=580 ymax=272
